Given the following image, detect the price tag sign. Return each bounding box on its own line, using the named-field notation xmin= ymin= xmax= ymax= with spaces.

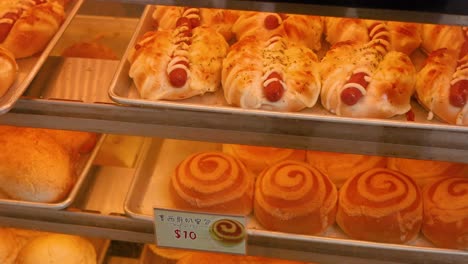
xmin=154 ymin=208 xmax=247 ymax=254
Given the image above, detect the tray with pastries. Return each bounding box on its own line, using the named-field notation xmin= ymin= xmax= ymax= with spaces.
xmin=0 ymin=125 xmax=104 ymax=209
xmin=124 ymin=138 xmax=468 ymax=263
xmin=109 ymin=5 xmax=468 ymax=130
xmin=0 ymin=0 xmax=83 ymax=114
xmin=0 ymin=227 xmax=109 ymax=264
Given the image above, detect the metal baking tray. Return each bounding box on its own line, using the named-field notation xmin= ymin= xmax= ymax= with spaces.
xmin=109 ymin=5 xmax=468 ymax=133
xmin=0 ymin=0 xmax=84 ymax=114
xmin=0 ymin=133 xmax=105 ymax=210
xmin=124 ymin=138 xmax=468 ymax=264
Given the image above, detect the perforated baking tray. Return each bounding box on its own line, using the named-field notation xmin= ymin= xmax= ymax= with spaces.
xmin=124 ymin=138 xmax=468 ymax=264
xmin=0 ymin=0 xmax=84 ymax=114
xmin=0 ymin=133 xmax=105 ymax=210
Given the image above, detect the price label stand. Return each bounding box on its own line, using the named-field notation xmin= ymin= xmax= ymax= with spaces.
xmin=154 ymin=208 xmax=247 ymax=255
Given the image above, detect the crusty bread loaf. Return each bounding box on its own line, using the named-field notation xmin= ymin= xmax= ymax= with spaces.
xmin=0 ymin=126 xmax=73 ymax=202
xmin=15 ymin=234 xmax=96 ymax=264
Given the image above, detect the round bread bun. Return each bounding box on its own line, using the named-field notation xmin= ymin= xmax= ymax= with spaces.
xmin=222 ymin=144 xmax=306 ymax=174
xmin=422 ymin=177 xmax=468 ymax=250
xmin=15 ymin=234 xmax=96 ymax=264
xmin=0 ymin=126 xmax=73 ymax=202
xmin=387 ymin=157 xmax=467 ymax=187
xmin=0 ymin=228 xmax=21 ymax=264
xmin=336 ymin=168 xmax=423 ymax=244
xmin=148 ymin=244 xmax=192 ymax=264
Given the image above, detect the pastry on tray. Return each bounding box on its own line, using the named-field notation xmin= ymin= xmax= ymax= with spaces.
xmin=254 ymin=160 xmax=337 ymax=235
xmin=416 ymin=27 xmax=468 ymax=125
xmin=337 ymin=168 xmax=423 ymax=244
xmin=222 ymin=35 xmax=321 ymax=111
xmin=170 ymin=151 xmax=254 ymax=215
xmin=233 ymin=12 xmax=323 ymax=51
xmin=152 ymin=5 xmax=240 ymax=42
xmin=0 ymin=0 xmax=66 ymax=58
xmin=128 ymin=16 xmax=228 ymax=100
xmin=0 ymin=46 xmax=17 ymax=97
xmin=320 ymin=21 xmax=416 ymax=118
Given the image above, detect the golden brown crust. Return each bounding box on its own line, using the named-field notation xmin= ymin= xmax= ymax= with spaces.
xmin=170 ymin=152 xmax=254 ymax=215
xmin=306 ymin=151 xmax=387 ymax=188
xmin=387 ymin=158 xmax=468 ymax=187
xmin=0 ymin=45 xmax=17 ymax=97
xmin=422 ymin=177 xmax=468 ymax=250
xmin=320 ymin=40 xmax=416 ymax=118
xmin=337 ymin=168 xmax=423 ymax=244
xmin=222 ymin=35 xmax=321 ymax=111
xmin=1 ymin=0 xmax=65 ymax=58
xmin=416 ymin=48 xmax=468 ymax=125
xmin=421 ymin=24 xmax=464 ymax=54
xmin=222 ymin=144 xmax=306 ymax=174
xmin=386 ymin=21 xmax=422 ymax=55
xmin=0 ymin=126 xmax=73 ymax=203
xmin=177 ymin=252 xmax=309 ymax=264
xmin=324 ymin=17 xmax=369 ymax=45
xmin=233 ymin=12 xmax=323 ymax=51
xmin=152 ymin=5 xmax=240 ymax=41
xmin=254 ymin=160 xmax=337 ymax=235
xmin=129 ymin=27 xmax=228 ymax=100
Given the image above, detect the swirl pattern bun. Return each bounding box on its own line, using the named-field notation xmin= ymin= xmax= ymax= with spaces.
xmin=422 ymin=177 xmax=468 ymax=250
xmin=337 ymin=168 xmax=423 ymax=243
xmin=222 ymin=144 xmax=305 ymax=174
xmin=254 ymin=160 xmax=337 ymax=235
xmin=306 ymin=151 xmax=387 ymax=188
xmin=170 ymin=152 xmax=254 ymax=215
xmin=388 ymin=158 xmax=467 ymax=187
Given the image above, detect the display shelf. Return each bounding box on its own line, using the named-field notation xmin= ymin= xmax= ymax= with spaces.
xmin=106 ymin=0 xmax=468 ymax=25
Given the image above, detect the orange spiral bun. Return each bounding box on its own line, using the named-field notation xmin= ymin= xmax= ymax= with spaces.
xmin=337 ymin=168 xmax=423 ymax=244
xmin=170 ymin=152 xmax=254 ymax=215
xmin=388 ymin=158 xmax=467 ymax=187
xmin=222 ymin=144 xmax=306 ymax=174
xmin=254 ymin=160 xmax=337 ymax=235
xmin=306 ymin=151 xmax=387 ymax=188
xmin=422 ymin=177 xmax=468 ymax=250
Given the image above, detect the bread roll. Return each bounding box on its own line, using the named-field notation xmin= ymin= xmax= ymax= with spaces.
xmin=177 ymin=252 xmax=309 ymax=264
xmin=306 ymin=151 xmax=387 ymax=188
xmin=320 ymin=22 xmax=416 ymax=118
xmin=421 ymin=24 xmax=464 ymax=54
xmin=0 ymin=228 xmax=21 ymax=264
xmin=254 ymin=160 xmax=337 ymax=235
xmin=15 ymin=234 xmax=96 ymax=264
xmin=0 ymin=126 xmax=73 ymax=202
xmin=324 ymin=17 xmax=369 ymax=45
xmin=422 ymin=177 xmax=468 ymax=250
xmin=170 ymin=151 xmax=254 ymax=215
xmin=39 ymin=129 xmax=98 ymax=155
xmin=233 ymin=12 xmax=323 ymax=51
xmin=147 ymin=245 xmax=192 ymax=264
xmin=388 ymin=158 xmax=467 ymax=187
xmin=222 ymin=144 xmax=306 ymax=174
xmin=0 ymin=46 xmax=17 ymax=97
xmin=337 ymin=168 xmax=423 ymax=244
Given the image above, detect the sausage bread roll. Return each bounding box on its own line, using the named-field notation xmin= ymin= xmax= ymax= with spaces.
xmin=128 ymin=16 xmax=229 ymax=101
xmin=0 ymin=0 xmax=65 ymax=58
xmin=0 ymin=46 xmax=17 ymax=97
xmin=320 ymin=21 xmax=416 ymax=118
xmin=222 ymin=35 xmax=321 ymax=112
xmin=232 ymin=12 xmax=323 ymax=51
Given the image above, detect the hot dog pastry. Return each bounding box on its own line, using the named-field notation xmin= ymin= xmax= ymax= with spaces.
xmin=128 ymin=16 xmax=228 ymax=101
xmin=320 ymin=21 xmax=416 ymax=118
xmin=420 ymin=24 xmax=465 ymax=54
xmin=152 ymin=5 xmax=240 ymax=41
xmin=233 ymin=12 xmax=323 ymax=51
xmin=0 ymin=0 xmax=65 ymax=58
xmin=325 ymin=18 xmax=421 ymax=55
xmin=416 ymin=27 xmax=468 ymax=125
xmin=222 ymin=35 xmax=321 ymax=111
xmin=0 ymin=46 xmax=17 ymax=97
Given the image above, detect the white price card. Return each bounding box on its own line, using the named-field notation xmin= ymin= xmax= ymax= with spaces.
xmin=154 ymin=208 xmax=247 ymax=255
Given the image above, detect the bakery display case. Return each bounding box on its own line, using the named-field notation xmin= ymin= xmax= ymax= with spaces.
xmin=0 ymin=0 xmax=467 ymax=263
